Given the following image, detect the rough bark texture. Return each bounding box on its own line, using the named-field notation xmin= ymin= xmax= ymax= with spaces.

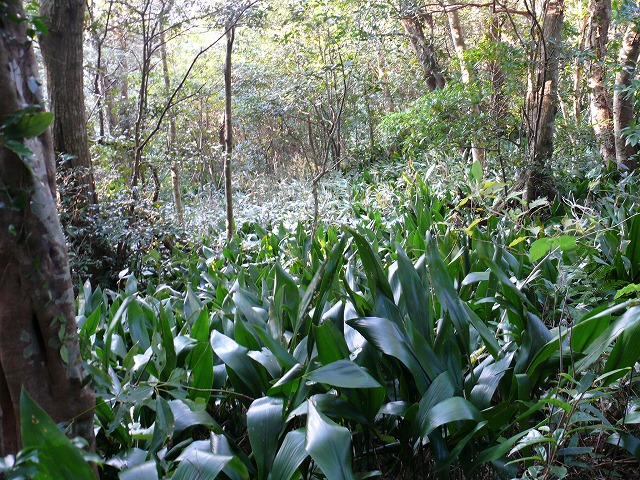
xmin=401 ymin=14 xmax=445 ymax=91
xmin=585 ymin=0 xmax=616 ymax=165
xmin=39 ymin=0 xmax=98 ymax=208
xmin=524 ymin=0 xmax=564 ymax=201
xmin=224 ymin=25 xmax=235 ymax=242
xmin=0 ymin=4 xmax=95 ymax=455
xmin=613 ymin=20 xmax=640 ymax=171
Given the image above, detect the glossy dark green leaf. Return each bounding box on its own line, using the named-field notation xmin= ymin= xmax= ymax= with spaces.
xmin=421 ymin=397 xmax=483 ymax=437
xmin=607 ymin=433 xmax=640 ymax=459
xmin=211 ymin=330 xmax=264 ymax=396
xmin=186 ymin=342 xmax=214 ymax=404
xmin=127 ymin=300 xmax=151 ymax=351
xmin=306 ymin=399 xmax=356 ymax=480
xmin=470 ymin=352 xmax=514 ymax=409
xmin=169 ymin=400 xmax=220 ymax=437
xmin=314 ymin=321 xmax=350 ymax=365
xmin=575 ymin=306 xmax=640 ymax=373
xmin=247 ymin=397 xmax=284 ymax=480
xmin=148 ymin=396 xmax=174 ymax=454
xmin=173 ymin=452 xmax=233 ymax=480
xmin=348 ymin=316 xmax=429 ymax=393
xmin=426 ymin=234 xmax=499 ymax=358
xmin=20 ymin=388 xmax=95 ymax=479
xmin=603 ymin=306 xmax=640 ymax=382
xmin=347 ymin=228 xmax=393 ymax=300
xmin=396 ymin=246 xmax=433 ymax=341
xmin=414 ymin=371 xmax=455 ymax=440
xmin=119 ymin=460 xmax=158 ymax=480
xmin=306 ymin=360 xmax=381 ymax=389
xmin=270 ymin=429 xmax=308 ymax=480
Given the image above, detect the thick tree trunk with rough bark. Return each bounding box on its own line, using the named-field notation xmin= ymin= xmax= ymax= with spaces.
xmin=0 ymin=3 xmax=95 ymax=455
xmin=40 ymin=0 xmax=98 ymax=208
xmin=585 ymin=0 xmax=616 ymax=165
xmin=613 ymin=20 xmax=640 ymax=171
xmin=401 ymin=14 xmax=445 ymax=91
xmin=224 ymin=25 xmax=235 ymax=242
xmin=524 ymin=0 xmax=564 ymax=201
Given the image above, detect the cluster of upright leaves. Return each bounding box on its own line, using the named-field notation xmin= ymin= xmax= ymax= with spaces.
xmin=20 ymin=166 xmax=640 ymax=479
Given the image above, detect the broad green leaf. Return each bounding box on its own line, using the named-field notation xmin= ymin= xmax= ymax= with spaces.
xmin=558 ymin=235 xmax=577 ymax=252
xmin=159 ymin=306 xmax=177 ymax=379
xmin=247 ymin=397 xmax=284 ymax=480
xmin=234 ymin=289 xmax=267 ymax=324
xmin=603 ymin=307 xmax=640 ymax=382
xmin=470 ymin=352 xmax=514 ymax=409
xmin=270 ymin=429 xmax=308 ymax=480
xmin=173 ymin=452 xmax=233 ymax=480
xmin=306 ymin=399 xmax=356 ymax=480
xmin=127 ymin=301 xmax=151 ymax=351
xmin=348 ymin=316 xmax=430 ymax=393
xmin=306 ymin=360 xmax=381 ymax=389
xmin=5 ymin=111 xmax=54 ymax=139
xmin=295 ymin=236 xmax=347 ymax=342
xmin=529 ymin=238 xmax=551 ymax=263
xmin=615 ymin=283 xmax=640 ymax=299
xmin=607 ymin=433 xmax=640 ymax=459
xmin=191 ymin=308 xmax=210 ymax=343
xmin=252 ymin=326 xmax=298 ymax=370
xmin=575 ymin=306 xmax=640 ymax=373
xmin=119 ymin=460 xmax=158 ymax=480
xmin=211 ymin=330 xmax=265 ymax=397
xmin=169 ymin=400 xmax=220 ymax=437
xmin=186 ymin=342 xmax=214 ymax=404
xmin=426 ymin=234 xmax=499 ymax=358
xmin=347 ymin=228 xmax=393 ymax=300
xmin=396 ymin=246 xmax=433 ymax=342
xmin=421 ymin=397 xmax=483 ymax=437
xmin=20 ymin=388 xmax=95 ymax=479
xmin=470 ymin=159 xmax=483 ymax=182
xmin=414 ymin=371 xmax=456 ymax=440
xmin=314 ymin=321 xmax=350 ymax=365
xmin=3 ymin=138 xmax=33 ymax=156
xmin=148 ymin=396 xmax=174 ymax=454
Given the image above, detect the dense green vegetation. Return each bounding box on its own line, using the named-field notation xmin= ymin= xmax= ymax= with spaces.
xmin=3 ymin=0 xmax=640 ymax=478
xmin=4 ymin=160 xmax=640 ymax=479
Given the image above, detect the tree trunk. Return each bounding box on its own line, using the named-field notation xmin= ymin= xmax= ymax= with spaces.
xmin=401 ymin=14 xmax=445 ymax=91
xmin=39 ymin=0 xmax=98 ymax=209
xmin=445 ymin=3 xmax=485 ymax=165
xmin=524 ymin=0 xmax=564 ymax=201
xmin=0 ymin=3 xmax=95 ymax=455
xmin=224 ymin=25 xmax=235 ymax=242
xmin=161 ymin=32 xmax=184 ymax=224
xmin=613 ymin=21 xmax=640 ymax=171
xmin=585 ymin=0 xmax=616 ymax=165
